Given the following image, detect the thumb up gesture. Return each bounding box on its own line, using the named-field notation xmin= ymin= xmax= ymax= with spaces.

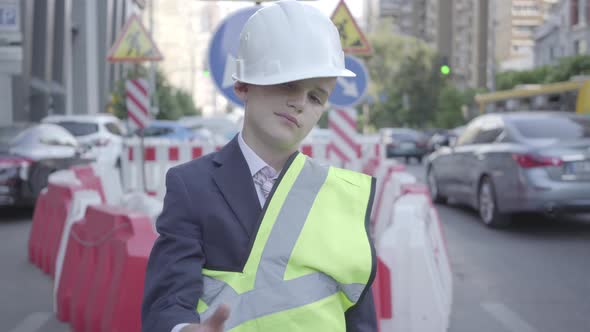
xmin=181 ymin=304 xmax=231 ymax=332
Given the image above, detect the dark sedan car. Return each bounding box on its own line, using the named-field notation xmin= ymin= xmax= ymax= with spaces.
xmin=0 ymin=123 xmax=89 ymax=207
xmin=426 ymin=112 xmax=590 ymax=227
xmin=380 ymin=128 xmax=429 ymax=163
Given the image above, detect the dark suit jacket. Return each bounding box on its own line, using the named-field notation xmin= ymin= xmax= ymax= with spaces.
xmin=141 ymin=136 xmax=377 ymax=332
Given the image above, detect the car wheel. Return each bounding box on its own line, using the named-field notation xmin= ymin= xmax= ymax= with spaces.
xmin=427 ymin=167 xmax=447 ymax=204
xmin=29 ymin=164 xmax=51 ymax=199
xmin=478 ymin=177 xmax=510 ymax=227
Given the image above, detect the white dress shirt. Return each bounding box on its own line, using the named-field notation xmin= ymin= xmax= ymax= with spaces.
xmin=171 ymin=133 xmax=277 ymax=332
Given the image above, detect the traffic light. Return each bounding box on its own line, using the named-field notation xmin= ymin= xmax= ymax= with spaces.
xmin=439 ymin=55 xmax=451 ymax=76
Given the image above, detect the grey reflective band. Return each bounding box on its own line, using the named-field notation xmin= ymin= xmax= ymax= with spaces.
xmin=254 ymin=159 xmax=327 ymax=288
xmin=200 ymin=157 xmax=366 ymax=330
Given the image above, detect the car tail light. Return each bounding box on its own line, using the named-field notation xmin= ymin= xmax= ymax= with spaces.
xmin=416 ymin=141 xmax=427 ymax=148
xmin=512 ymin=154 xmax=563 ymax=168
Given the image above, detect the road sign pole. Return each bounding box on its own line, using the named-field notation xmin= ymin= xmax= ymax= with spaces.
xmin=148 ymin=0 xmax=158 ymax=116
xmin=140 ymin=129 xmax=147 ymax=193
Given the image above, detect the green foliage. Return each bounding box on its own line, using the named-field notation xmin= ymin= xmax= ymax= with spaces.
xmin=365 ymin=22 xmax=452 ymax=129
xmin=496 ymin=55 xmax=590 ymax=90
xmin=110 ymin=66 xmax=200 ymax=121
xmin=435 ymin=85 xmax=479 ymax=128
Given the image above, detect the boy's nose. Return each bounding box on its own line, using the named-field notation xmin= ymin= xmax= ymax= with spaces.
xmin=286 ymin=91 xmax=306 ymax=113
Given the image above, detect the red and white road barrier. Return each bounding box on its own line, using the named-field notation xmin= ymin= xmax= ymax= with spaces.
xmin=121 ymin=139 xmax=217 ymax=198
xmin=328 ymin=108 xmax=362 ymax=169
xmin=126 ymin=78 xmax=151 ymax=130
xmin=121 ymin=138 xmax=361 ymax=198
xmin=369 ymin=168 xmax=453 ymax=332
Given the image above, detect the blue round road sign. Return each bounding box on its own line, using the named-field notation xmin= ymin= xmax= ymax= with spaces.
xmin=328 ymin=55 xmax=369 ymax=108
xmin=208 ymin=6 xmax=260 ymax=108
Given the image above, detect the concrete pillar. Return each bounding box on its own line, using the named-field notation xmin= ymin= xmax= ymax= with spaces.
xmin=0 ymin=75 xmax=13 ymax=124
xmin=85 ymin=0 xmax=99 ymax=114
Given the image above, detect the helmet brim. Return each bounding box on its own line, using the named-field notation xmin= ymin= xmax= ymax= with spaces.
xmin=232 ymin=68 xmax=356 ymax=86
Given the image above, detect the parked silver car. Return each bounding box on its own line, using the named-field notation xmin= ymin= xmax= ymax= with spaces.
xmin=426 ymin=112 xmax=590 ymax=227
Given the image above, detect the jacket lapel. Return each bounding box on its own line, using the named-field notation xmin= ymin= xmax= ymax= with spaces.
xmin=212 ymin=136 xmax=261 ymax=238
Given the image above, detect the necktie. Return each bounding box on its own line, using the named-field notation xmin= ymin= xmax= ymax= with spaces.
xmin=253 ymin=166 xmax=276 ymax=199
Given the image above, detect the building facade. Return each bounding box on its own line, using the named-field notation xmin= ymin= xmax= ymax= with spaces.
xmin=0 ymin=0 xmax=22 ymax=124
xmin=535 ymin=0 xmax=590 ymax=67
xmin=452 ymin=0 xmax=490 ymax=89
xmin=366 ymin=0 xmax=428 ymax=39
xmin=493 ymin=0 xmax=559 ymax=71
xmin=1 ymin=0 xmax=141 ymax=125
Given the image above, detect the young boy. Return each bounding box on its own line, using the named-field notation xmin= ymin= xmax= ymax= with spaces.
xmin=141 ymin=1 xmax=377 ymax=331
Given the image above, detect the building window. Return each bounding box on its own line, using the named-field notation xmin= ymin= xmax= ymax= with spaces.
xmin=572 ymin=0 xmax=579 ymax=26
xmin=574 ymin=40 xmax=587 ymax=54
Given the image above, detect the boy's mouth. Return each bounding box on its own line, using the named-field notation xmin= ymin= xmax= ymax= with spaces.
xmin=274 ymin=112 xmax=301 ymax=128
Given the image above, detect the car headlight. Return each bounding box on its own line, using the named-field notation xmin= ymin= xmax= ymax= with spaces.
xmin=19 ymin=162 xmax=30 ymax=181
xmin=0 ymin=166 xmax=18 ymax=178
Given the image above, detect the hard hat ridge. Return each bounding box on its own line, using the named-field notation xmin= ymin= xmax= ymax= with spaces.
xmin=233 ymin=0 xmax=356 ymax=85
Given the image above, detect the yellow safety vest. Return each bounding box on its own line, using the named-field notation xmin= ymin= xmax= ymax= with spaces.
xmin=197 ymin=152 xmax=376 ymax=331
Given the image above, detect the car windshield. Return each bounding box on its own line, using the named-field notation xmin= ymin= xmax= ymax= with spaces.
xmin=511 ymin=115 xmax=590 ymax=140
xmin=391 ymin=130 xmax=425 ymax=141
xmin=141 ymin=126 xmax=176 ymax=137
xmin=55 ymin=121 xmax=99 ymax=136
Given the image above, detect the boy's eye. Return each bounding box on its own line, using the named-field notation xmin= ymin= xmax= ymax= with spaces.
xmin=309 ymin=95 xmax=322 ymax=104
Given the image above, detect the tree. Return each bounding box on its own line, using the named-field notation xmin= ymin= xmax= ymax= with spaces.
xmin=110 ymin=66 xmax=201 ymax=121
xmin=495 ymin=55 xmax=590 ymax=90
xmin=364 ymin=21 xmax=442 ymax=129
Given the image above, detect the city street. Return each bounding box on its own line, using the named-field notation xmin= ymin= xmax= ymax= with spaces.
xmin=2 ymin=163 xmax=590 ymax=332
xmin=404 ymin=163 xmax=590 ymax=332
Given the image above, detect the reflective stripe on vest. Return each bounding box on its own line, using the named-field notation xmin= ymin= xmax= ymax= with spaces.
xmin=198 ymin=153 xmax=375 ymax=331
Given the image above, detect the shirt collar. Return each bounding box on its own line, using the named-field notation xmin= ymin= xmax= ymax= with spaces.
xmin=238 ymin=131 xmax=277 ymax=177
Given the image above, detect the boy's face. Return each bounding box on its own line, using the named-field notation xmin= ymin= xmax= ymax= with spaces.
xmin=235 ymin=77 xmax=337 ymax=151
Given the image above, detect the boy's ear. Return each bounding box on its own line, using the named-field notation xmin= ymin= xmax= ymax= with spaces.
xmin=234 ymin=81 xmax=248 ymax=101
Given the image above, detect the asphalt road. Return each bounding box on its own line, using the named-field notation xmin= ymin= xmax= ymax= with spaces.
xmin=0 ymin=208 xmax=70 ymax=332
xmin=404 ymin=161 xmax=590 ymax=332
xmin=1 ymin=163 xmax=590 ymax=332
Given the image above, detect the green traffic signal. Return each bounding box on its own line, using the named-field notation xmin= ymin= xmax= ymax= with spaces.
xmin=203 ymin=70 xmax=210 ymax=77
xmin=440 ymin=65 xmax=451 ymax=75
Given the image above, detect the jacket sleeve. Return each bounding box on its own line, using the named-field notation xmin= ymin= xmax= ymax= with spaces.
xmin=345 ymin=287 xmax=378 ymax=332
xmin=141 ymin=168 xmax=205 ymax=332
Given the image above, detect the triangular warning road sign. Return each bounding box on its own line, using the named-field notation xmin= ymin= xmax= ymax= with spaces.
xmin=331 ymin=0 xmax=372 ymax=55
xmin=107 ymin=15 xmax=163 ymax=62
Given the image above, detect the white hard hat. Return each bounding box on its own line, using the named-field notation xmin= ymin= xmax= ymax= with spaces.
xmin=233 ymin=0 xmax=356 ymax=85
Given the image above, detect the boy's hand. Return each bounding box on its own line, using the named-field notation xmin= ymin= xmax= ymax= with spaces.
xmin=180 ymin=304 xmax=230 ymax=332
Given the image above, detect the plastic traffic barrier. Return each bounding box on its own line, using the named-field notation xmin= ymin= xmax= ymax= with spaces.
xmin=71 ymin=164 xmax=107 ymax=202
xmin=29 ymin=169 xmax=81 ymax=268
xmin=376 ymin=193 xmax=453 ymax=332
xmin=99 ymin=209 xmax=156 ymax=332
xmin=54 ymin=203 xmax=155 ymax=332
xmin=56 ymin=220 xmax=87 ymax=322
xmin=40 ymin=181 xmax=79 ymax=276
xmin=68 ymin=205 xmax=131 ymax=332
xmin=29 ymin=166 xmax=106 ymax=276
xmin=53 ymin=190 xmax=103 ymax=314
